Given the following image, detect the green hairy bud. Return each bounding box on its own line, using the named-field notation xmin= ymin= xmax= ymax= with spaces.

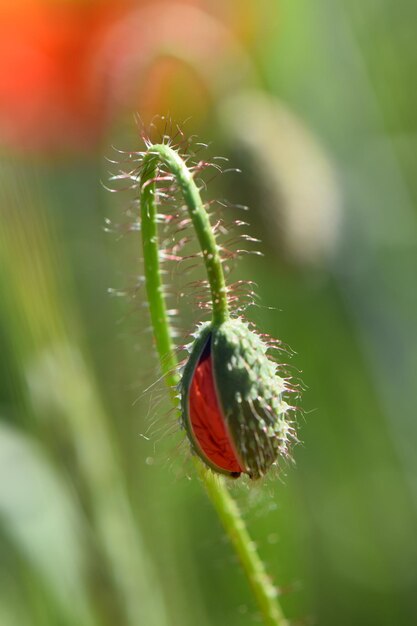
xmin=181 ymin=318 xmax=294 ymax=480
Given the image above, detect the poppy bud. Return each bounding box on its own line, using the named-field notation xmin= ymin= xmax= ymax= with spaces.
xmin=180 ymin=319 xmax=293 ymax=479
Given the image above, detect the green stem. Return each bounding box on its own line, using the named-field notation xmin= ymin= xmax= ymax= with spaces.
xmin=195 ymin=464 xmax=288 ymax=626
xmin=140 ymin=143 xmax=288 ymax=626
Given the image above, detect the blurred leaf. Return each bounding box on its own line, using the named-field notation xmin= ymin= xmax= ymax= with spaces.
xmin=219 ymin=89 xmax=342 ymax=265
xmin=0 ymin=421 xmax=94 ymax=626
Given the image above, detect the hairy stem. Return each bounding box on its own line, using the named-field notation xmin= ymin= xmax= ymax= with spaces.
xmin=140 ymin=143 xmax=288 ymax=626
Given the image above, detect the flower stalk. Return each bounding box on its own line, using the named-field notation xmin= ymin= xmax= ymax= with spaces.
xmin=140 ymin=141 xmax=289 ymax=626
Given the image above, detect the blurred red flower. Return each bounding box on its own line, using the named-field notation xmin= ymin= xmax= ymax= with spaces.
xmin=0 ymin=0 xmax=134 ymax=152
xmin=0 ymin=0 xmax=257 ymax=153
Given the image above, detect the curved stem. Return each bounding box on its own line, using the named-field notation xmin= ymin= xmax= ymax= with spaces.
xmin=142 ymin=144 xmax=229 ymax=328
xmin=140 ymin=143 xmax=288 ymax=626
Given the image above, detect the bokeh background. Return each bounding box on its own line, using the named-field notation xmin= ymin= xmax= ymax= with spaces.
xmin=1 ymin=1 xmax=416 ymax=625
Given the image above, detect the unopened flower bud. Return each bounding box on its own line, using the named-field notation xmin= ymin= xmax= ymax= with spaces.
xmin=181 ymin=319 xmax=293 ymax=479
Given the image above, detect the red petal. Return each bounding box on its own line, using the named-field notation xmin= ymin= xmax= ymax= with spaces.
xmin=189 ymin=350 xmax=242 ymax=475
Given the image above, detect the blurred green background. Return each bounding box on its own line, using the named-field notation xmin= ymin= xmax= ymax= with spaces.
xmin=1 ymin=1 xmax=416 ymax=625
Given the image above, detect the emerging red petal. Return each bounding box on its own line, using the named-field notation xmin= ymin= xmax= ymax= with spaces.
xmin=189 ymin=349 xmax=242 ymax=475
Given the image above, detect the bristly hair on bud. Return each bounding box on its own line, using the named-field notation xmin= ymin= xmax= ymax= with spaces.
xmin=109 ymin=117 xmax=298 ymax=481
xmin=180 ymin=318 xmax=295 ymax=480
